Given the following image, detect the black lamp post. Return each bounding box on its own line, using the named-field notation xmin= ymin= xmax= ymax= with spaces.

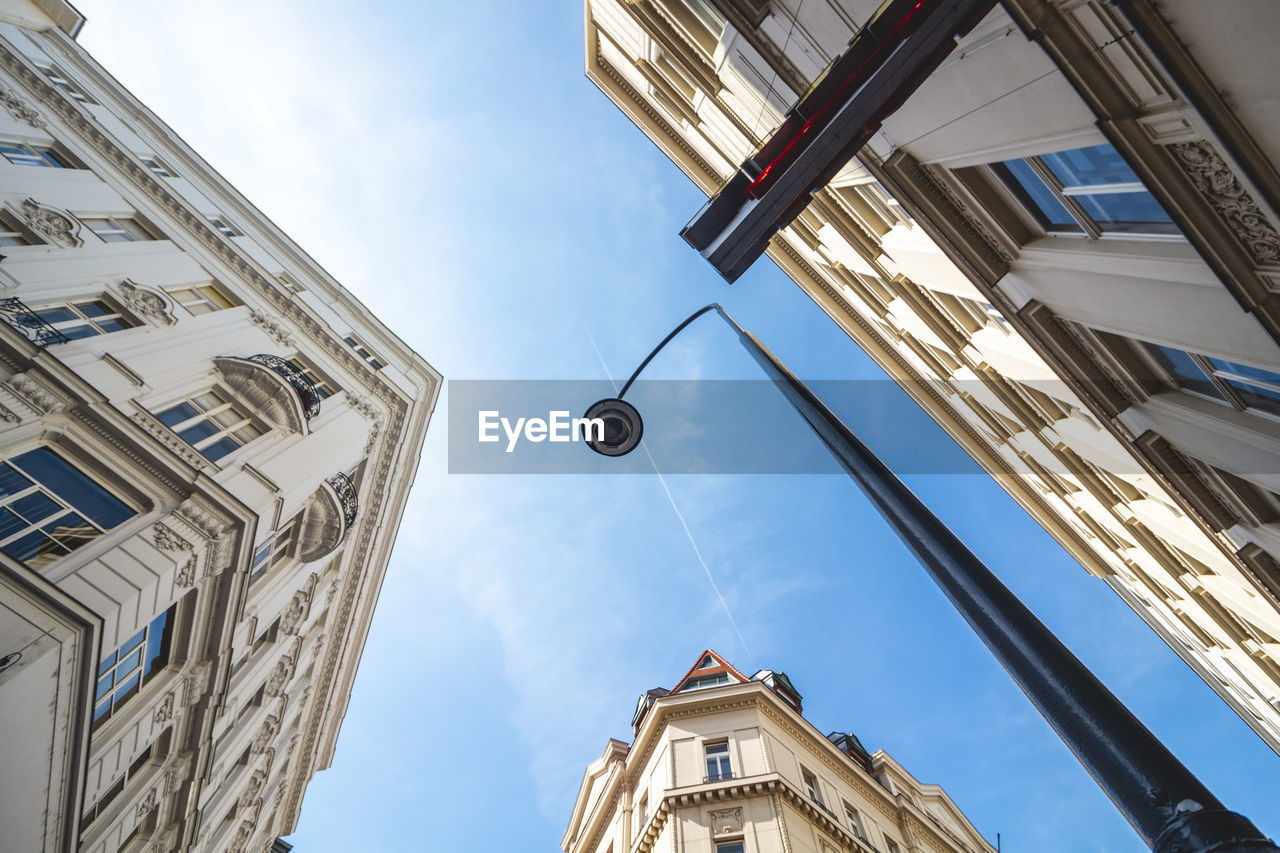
xmin=584 ymin=303 xmax=1278 ymax=853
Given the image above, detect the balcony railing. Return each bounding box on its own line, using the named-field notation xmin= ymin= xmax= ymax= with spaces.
xmin=0 ymin=297 xmax=68 ymax=346
xmin=247 ymin=354 xmax=320 ymax=419
xmin=704 ymin=770 xmax=735 ymax=783
xmin=326 ymin=472 xmax=358 ymax=528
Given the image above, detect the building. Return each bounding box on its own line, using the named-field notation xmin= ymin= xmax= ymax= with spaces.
xmin=0 ymin=3 xmax=440 ymax=852
xmin=584 ymin=0 xmax=1280 ymax=753
xmin=562 ymin=650 xmax=995 ymax=853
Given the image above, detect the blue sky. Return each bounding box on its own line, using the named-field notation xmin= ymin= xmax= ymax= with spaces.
xmin=74 ymin=1 xmax=1280 ymax=850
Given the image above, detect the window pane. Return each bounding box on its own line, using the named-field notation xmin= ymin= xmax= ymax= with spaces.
xmin=144 ymin=610 xmax=171 ymax=676
xmin=9 ymin=491 xmax=60 ymax=524
xmin=1041 ymin=144 xmax=1139 ymax=187
xmin=0 ymin=464 xmax=31 ymax=497
xmin=1228 ymin=380 xmax=1280 ymax=417
xmin=39 ymin=306 xmax=77 ymax=324
xmin=1207 ymin=358 xmax=1280 ymax=387
xmin=61 ymin=324 xmax=99 ymax=341
xmin=998 ymin=160 xmax=1078 ymax=228
xmin=117 ymin=647 xmax=142 ymax=677
xmin=119 ymin=628 xmax=145 ymax=656
xmin=113 ymin=671 xmax=140 ymax=704
xmin=97 ymin=651 xmax=117 ymax=675
xmin=97 ymin=319 xmax=129 ymax=333
xmin=13 ymin=448 xmax=133 ymax=529
xmin=45 ymin=513 xmax=98 ymax=550
xmin=156 ymin=401 xmax=199 ymax=427
xmin=178 ymin=419 xmax=220 ymax=445
xmin=95 ymin=672 xmax=114 ymax=700
xmin=1074 ymin=191 xmax=1171 ymax=226
xmin=1144 ymin=344 xmax=1222 ymax=399
xmin=77 ymin=301 xmax=111 ymax=318
xmin=200 ymin=436 xmax=240 ymax=463
xmin=3 ymin=529 xmax=52 ymax=563
xmin=0 ymin=508 xmax=24 ymax=540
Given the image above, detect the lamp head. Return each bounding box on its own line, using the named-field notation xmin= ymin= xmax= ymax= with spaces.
xmin=582 ymin=397 xmax=643 ymax=457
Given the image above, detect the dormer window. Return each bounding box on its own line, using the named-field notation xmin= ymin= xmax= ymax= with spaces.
xmin=696 ymin=654 xmax=716 ymax=668
xmin=679 ymin=672 xmax=729 ymax=692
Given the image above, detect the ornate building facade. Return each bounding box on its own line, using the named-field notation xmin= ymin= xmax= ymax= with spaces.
xmin=0 ymin=2 xmax=440 ymax=851
xmin=585 ymin=0 xmax=1280 ymax=753
xmin=562 ymin=651 xmax=995 ymax=853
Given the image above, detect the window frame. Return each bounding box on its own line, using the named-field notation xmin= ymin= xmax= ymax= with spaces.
xmin=704 ymin=739 xmax=734 ymax=782
xmin=141 ymin=156 xmax=177 ymax=179
xmin=800 ymin=766 xmax=824 ymax=806
xmin=153 ymin=388 xmax=267 ymax=464
xmin=249 ymin=515 xmax=299 ymax=586
xmin=30 ymin=295 xmax=136 ymax=341
xmin=164 ymin=282 xmax=237 ymax=316
xmin=344 ymin=334 xmax=385 ymax=370
xmin=989 ymin=144 xmax=1180 ymax=241
xmin=0 ymin=445 xmax=135 ymax=570
xmin=843 ymin=801 xmax=865 ymax=839
xmin=1140 ymin=342 xmax=1280 ymax=423
xmin=0 ymin=138 xmax=76 ymax=169
xmin=207 ymin=216 xmax=242 ymax=238
xmin=93 ymin=605 xmax=175 ymax=729
xmin=80 ymin=215 xmax=161 ymax=244
xmin=38 ymin=64 xmax=98 ymax=105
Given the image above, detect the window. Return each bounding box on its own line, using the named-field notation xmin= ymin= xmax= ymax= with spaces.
xmin=154 ymin=389 xmax=265 ymax=462
xmin=715 ymin=843 xmax=745 ymax=853
xmin=141 ymin=157 xmax=176 ymax=178
xmin=636 ymin=792 xmax=648 ymax=832
xmin=705 ymin=741 xmax=733 ymax=781
xmin=249 ymin=516 xmax=298 ymax=585
xmin=39 ymin=65 xmax=97 ymax=104
xmin=886 ymin=840 xmax=901 ymax=853
xmin=843 ymin=802 xmax=865 ymax=838
xmin=0 ymin=139 xmax=72 ymax=168
xmin=0 ymin=447 xmax=133 ymax=570
xmin=1144 ymin=342 xmax=1280 ymax=419
xmin=995 ymin=143 xmax=1175 ymax=237
xmin=679 ymin=672 xmax=730 ymax=692
xmin=93 ymin=606 xmax=175 ymax=728
xmin=0 ymin=212 xmax=37 ymax=247
xmin=344 ymin=335 xmax=384 ymax=370
xmin=207 ymin=216 xmax=241 ymax=237
xmin=32 ymin=298 xmax=133 ymax=341
xmin=82 ymin=216 xmax=159 ymax=243
xmin=165 ymin=283 xmax=236 ymax=315
xmin=801 ymin=767 xmax=823 ymax=806
xmin=288 ymin=357 xmax=338 ymax=400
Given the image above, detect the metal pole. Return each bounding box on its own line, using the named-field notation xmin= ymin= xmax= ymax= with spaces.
xmin=712 ymin=307 xmax=1277 ymax=853
xmin=594 ymin=304 xmax=1278 ymax=852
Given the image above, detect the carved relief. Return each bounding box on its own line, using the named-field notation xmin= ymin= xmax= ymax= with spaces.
xmin=175 ymin=555 xmax=197 ymax=587
xmin=229 ymin=820 xmax=256 ymax=853
xmin=153 ymin=690 xmax=175 ymax=725
xmin=5 ymin=372 xmax=64 ymax=414
xmin=280 ymin=588 xmax=310 ymax=636
xmin=238 ymin=769 xmax=268 ymax=809
xmin=153 ymin=522 xmax=192 ymax=552
xmin=0 ymin=83 xmax=44 ymax=127
xmin=135 ymin=786 xmax=157 ymax=820
xmin=182 ymin=663 xmax=210 ymax=706
xmin=264 ymin=654 xmax=295 ymax=698
xmin=0 ymin=403 xmax=18 ymax=424
xmin=346 ymin=393 xmax=379 ymax=420
xmin=163 ymin=751 xmax=191 ymax=794
xmin=709 ymin=807 xmax=744 ymax=835
xmin=175 ymin=498 xmax=229 ymax=539
xmin=116 ymin=280 xmax=176 ymax=326
xmin=1169 ymin=141 xmax=1280 ymax=265
xmin=249 ymin=309 xmax=295 ymax=347
xmin=21 ymin=198 xmax=81 ymax=248
xmin=251 ymin=714 xmax=280 ymax=754
xmin=146 ymin=827 xmax=176 ymax=853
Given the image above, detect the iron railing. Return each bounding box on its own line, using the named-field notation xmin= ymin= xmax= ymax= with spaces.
xmin=247 ymin=354 xmax=320 ymax=419
xmin=0 ymin=297 xmax=68 ymax=346
xmin=326 ymin=472 xmax=358 ymax=529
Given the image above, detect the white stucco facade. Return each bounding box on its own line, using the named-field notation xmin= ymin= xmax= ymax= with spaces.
xmin=0 ymin=3 xmax=440 ymax=852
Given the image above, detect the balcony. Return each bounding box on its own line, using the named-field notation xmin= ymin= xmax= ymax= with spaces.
xmin=296 ymin=472 xmax=358 ymax=562
xmin=0 ymin=297 xmax=68 ymax=346
xmin=245 ymin=354 xmax=320 ymax=420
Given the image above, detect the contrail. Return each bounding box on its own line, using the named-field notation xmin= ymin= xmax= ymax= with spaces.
xmin=578 ymin=316 xmax=751 ymax=654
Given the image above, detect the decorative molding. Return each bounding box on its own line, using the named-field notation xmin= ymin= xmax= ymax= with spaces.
xmin=229 ymin=820 xmax=256 ymax=853
xmin=163 ymin=752 xmax=192 ymax=795
xmin=130 ymin=409 xmax=207 ymax=469
xmin=153 ymin=522 xmax=192 ymax=552
xmin=20 ymin=198 xmax=81 ymax=248
xmin=709 ymin=806 xmax=743 ymax=835
xmin=153 ymin=690 xmax=176 ymax=725
xmin=1168 ymin=140 xmax=1280 ymax=265
xmin=135 ymin=786 xmax=158 ymax=820
xmin=248 ymin=309 xmax=296 ymax=347
xmin=175 ymin=498 xmax=230 ymax=540
xmin=175 ymin=555 xmax=197 ymax=587
xmin=0 ymin=82 xmax=43 ymax=126
xmin=115 ymin=280 xmax=176 ymax=326
xmin=251 ymin=714 xmax=281 ymax=755
xmin=0 ymin=401 xmax=18 ymax=424
xmin=345 ymin=393 xmax=378 ymax=420
xmin=279 ymin=587 xmax=310 ymax=636
xmin=181 ymin=662 xmax=209 ymax=706
xmin=5 ymin=371 xmax=64 ymax=414
xmin=238 ymin=769 xmax=268 ymax=810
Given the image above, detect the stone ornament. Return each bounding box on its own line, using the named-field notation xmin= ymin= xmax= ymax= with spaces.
xmin=153 ymin=690 xmax=176 ymax=725
xmin=163 ymin=752 xmax=191 ymax=794
xmin=709 ymin=807 xmax=743 ymax=835
xmin=248 ymin=309 xmax=295 ymax=347
xmin=0 ymin=83 xmax=44 ymax=127
xmin=153 ymin=522 xmax=192 ymax=552
xmin=251 ymin=714 xmax=280 ymax=754
xmin=5 ymin=372 xmax=64 ymax=414
xmin=0 ymin=402 xmax=20 ymax=424
xmin=135 ymin=786 xmax=158 ymax=820
xmin=21 ymin=198 xmax=81 ymax=248
xmin=1169 ymin=140 xmax=1280 ymax=265
xmin=264 ymin=655 xmax=294 ymax=698
xmin=229 ymin=820 xmax=256 ymax=853
xmin=175 ymin=555 xmax=197 ymax=587
xmin=117 ymin=281 xmax=176 ymax=326
xmin=280 ymin=588 xmax=310 ymax=635
xmin=238 ymin=769 xmax=267 ymax=809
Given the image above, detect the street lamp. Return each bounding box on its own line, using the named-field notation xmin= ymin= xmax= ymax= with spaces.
xmin=584 ymin=303 xmax=1278 ymax=853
